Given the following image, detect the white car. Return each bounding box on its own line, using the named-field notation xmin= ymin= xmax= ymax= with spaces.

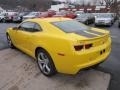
xmin=23 ymin=12 xmax=41 ymax=20
xmin=0 ymin=13 xmax=7 ymax=22
xmin=4 ymin=12 xmax=18 ymax=22
xmin=95 ymin=13 xmax=114 ymax=26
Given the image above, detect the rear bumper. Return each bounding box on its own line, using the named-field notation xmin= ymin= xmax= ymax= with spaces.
xmin=54 ymin=39 xmax=111 ymax=74
xmin=95 ymin=22 xmax=111 ymax=26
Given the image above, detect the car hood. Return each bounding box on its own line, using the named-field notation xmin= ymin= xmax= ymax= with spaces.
xmin=76 ymin=17 xmax=87 ymax=20
xmin=0 ymin=15 xmax=4 ymax=18
xmin=66 ymin=27 xmax=109 ymax=40
xmin=23 ymin=15 xmax=35 ymax=18
xmin=96 ymin=17 xmax=112 ymax=21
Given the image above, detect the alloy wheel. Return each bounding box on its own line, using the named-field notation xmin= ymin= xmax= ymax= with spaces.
xmin=37 ymin=52 xmax=51 ymax=75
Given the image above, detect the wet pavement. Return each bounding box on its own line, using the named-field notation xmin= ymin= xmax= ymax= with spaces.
xmin=0 ymin=21 xmax=120 ymax=90
xmin=0 ymin=49 xmax=110 ymax=90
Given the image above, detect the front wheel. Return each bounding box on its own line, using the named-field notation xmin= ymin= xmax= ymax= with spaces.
xmin=36 ymin=49 xmax=57 ymax=76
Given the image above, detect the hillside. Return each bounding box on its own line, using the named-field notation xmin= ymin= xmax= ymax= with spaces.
xmin=0 ymin=0 xmax=52 ymax=11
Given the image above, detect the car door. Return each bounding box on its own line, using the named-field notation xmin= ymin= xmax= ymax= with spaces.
xmin=15 ymin=22 xmax=35 ymax=52
xmin=27 ymin=23 xmax=43 ymax=54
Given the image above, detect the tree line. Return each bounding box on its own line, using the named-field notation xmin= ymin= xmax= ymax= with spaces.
xmin=0 ymin=0 xmax=52 ymax=11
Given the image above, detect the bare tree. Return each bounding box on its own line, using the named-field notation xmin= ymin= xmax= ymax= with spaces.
xmin=99 ymin=0 xmax=104 ymax=5
xmin=104 ymin=0 xmax=116 ymax=7
xmin=93 ymin=0 xmax=97 ymax=5
xmin=98 ymin=0 xmax=119 ymax=13
xmin=0 ymin=0 xmax=52 ymax=11
xmin=98 ymin=0 xmax=117 ymax=7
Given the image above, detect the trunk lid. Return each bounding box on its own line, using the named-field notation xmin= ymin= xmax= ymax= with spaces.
xmin=67 ymin=27 xmax=110 ymax=47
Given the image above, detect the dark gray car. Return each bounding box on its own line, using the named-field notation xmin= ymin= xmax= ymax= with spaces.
xmin=75 ymin=13 xmax=95 ymax=25
xmin=118 ymin=16 xmax=120 ymax=28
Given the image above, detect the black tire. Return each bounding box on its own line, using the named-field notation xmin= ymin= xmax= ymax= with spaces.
xmin=1 ymin=18 xmax=6 ymax=23
xmin=119 ymin=23 xmax=120 ymax=28
xmin=85 ymin=21 xmax=89 ymax=25
xmin=95 ymin=24 xmax=98 ymax=27
xmin=36 ymin=49 xmax=57 ymax=76
xmin=6 ymin=34 xmax=15 ymax=49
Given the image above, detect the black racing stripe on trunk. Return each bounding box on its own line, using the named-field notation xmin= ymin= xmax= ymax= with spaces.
xmin=88 ymin=30 xmax=105 ymax=35
xmin=73 ymin=30 xmax=97 ymax=38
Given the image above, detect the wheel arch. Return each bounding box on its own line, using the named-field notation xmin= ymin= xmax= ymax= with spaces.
xmin=35 ymin=47 xmax=45 ymax=58
xmin=35 ymin=47 xmax=54 ymax=62
xmin=35 ymin=46 xmax=57 ymax=71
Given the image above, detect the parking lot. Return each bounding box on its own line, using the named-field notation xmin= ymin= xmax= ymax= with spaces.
xmin=0 ymin=21 xmax=120 ymax=90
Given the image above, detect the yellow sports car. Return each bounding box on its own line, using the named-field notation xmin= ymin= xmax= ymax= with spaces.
xmin=6 ymin=18 xmax=111 ymax=76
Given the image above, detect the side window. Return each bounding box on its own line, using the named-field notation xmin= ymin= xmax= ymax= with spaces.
xmin=19 ymin=22 xmax=35 ymax=32
xmin=34 ymin=24 xmax=42 ymax=31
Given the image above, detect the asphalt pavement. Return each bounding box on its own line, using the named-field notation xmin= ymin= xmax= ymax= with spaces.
xmin=0 ymin=23 xmax=18 ymax=50
xmin=0 ymin=21 xmax=120 ymax=90
xmin=92 ymin=22 xmax=120 ymax=90
xmin=0 ymin=49 xmax=110 ymax=90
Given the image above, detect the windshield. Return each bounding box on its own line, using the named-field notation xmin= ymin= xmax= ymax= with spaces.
xmin=75 ymin=11 xmax=83 ymax=14
xmin=52 ymin=20 xmax=89 ymax=33
xmin=27 ymin=12 xmax=39 ymax=16
xmin=77 ymin=14 xmax=87 ymax=18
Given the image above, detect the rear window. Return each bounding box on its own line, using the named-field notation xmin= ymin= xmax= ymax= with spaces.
xmin=52 ymin=20 xmax=89 ymax=33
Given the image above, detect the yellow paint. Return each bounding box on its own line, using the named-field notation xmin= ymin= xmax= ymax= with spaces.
xmin=6 ymin=18 xmax=111 ymax=74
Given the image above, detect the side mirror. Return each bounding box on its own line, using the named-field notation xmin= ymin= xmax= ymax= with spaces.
xmin=13 ymin=27 xmax=18 ymax=30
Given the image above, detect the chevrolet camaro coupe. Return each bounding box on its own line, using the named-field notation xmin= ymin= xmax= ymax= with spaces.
xmin=6 ymin=18 xmax=111 ymax=76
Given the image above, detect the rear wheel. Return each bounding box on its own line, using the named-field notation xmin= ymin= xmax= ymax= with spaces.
xmin=6 ymin=34 xmax=15 ymax=48
xmin=36 ymin=49 xmax=57 ymax=76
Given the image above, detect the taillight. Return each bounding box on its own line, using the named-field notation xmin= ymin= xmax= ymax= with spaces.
xmin=74 ymin=44 xmax=93 ymax=51
xmin=74 ymin=45 xmax=84 ymax=51
xmin=85 ymin=44 xmax=93 ymax=49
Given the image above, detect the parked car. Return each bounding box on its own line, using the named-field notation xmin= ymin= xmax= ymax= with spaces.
xmin=4 ymin=12 xmax=18 ymax=22
xmin=47 ymin=10 xmax=56 ymax=17
xmin=23 ymin=12 xmax=41 ymax=20
xmin=118 ymin=15 xmax=120 ymax=28
xmin=38 ymin=12 xmax=55 ymax=18
xmin=53 ymin=11 xmax=77 ymax=19
xmin=110 ymin=13 xmax=117 ymax=22
xmin=65 ymin=11 xmax=77 ymax=19
xmin=6 ymin=18 xmax=111 ymax=76
xmin=0 ymin=13 xmax=6 ymax=22
xmin=95 ymin=13 xmax=114 ymax=26
xmin=75 ymin=11 xmax=84 ymax=16
xmin=75 ymin=13 xmax=95 ymax=25
xmin=13 ymin=12 xmax=30 ymax=22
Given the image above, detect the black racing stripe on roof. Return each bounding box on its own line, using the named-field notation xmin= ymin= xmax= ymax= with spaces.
xmin=72 ymin=30 xmax=97 ymax=38
xmin=87 ymin=30 xmax=105 ymax=35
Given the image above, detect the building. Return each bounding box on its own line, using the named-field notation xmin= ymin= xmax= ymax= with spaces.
xmin=49 ymin=1 xmax=75 ymax=12
xmin=59 ymin=5 xmax=110 ymax=13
